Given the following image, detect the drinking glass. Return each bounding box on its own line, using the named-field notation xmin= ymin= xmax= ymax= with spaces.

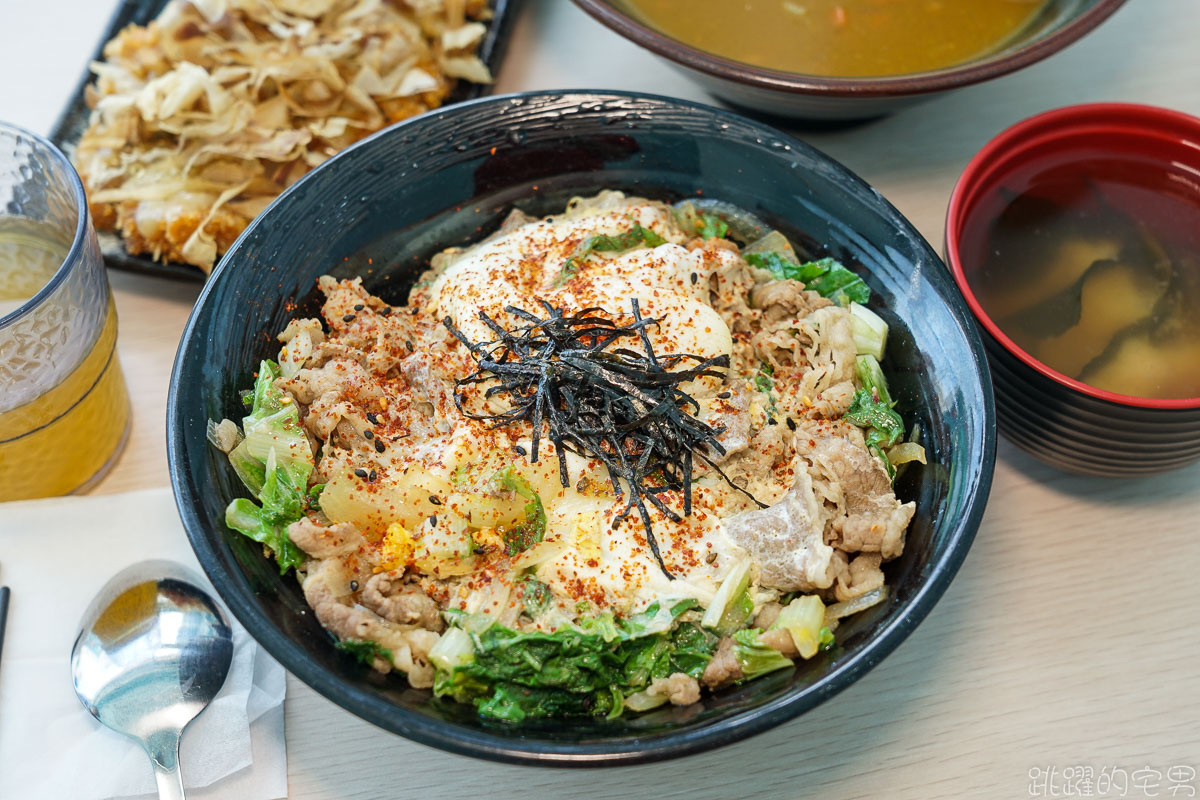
xmin=0 ymin=122 xmax=130 ymax=499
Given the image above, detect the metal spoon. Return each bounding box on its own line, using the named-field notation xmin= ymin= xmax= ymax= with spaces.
xmin=70 ymin=560 xmax=234 ymax=800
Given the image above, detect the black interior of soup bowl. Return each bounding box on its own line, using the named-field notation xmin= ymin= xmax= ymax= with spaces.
xmin=169 ymin=91 xmax=995 ymax=765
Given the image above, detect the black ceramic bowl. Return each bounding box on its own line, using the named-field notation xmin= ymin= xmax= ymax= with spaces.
xmin=946 ymin=103 xmax=1200 ymax=477
xmin=572 ymin=0 xmax=1126 ymax=121
xmin=169 ymin=90 xmax=996 ymax=765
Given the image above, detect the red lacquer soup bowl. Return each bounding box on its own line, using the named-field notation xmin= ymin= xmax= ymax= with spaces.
xmin=946 ymin=103 xmax=1200 ymax=476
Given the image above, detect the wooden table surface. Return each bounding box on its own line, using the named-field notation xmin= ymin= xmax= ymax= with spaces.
xmin=5 ymin=1 xmax=1200 ymax=797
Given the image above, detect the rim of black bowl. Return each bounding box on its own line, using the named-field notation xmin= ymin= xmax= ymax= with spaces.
xmin=168 ymin=89 xmax=996 ymax=766
xmin=946 ymin=102 xmax=1200 ymax=412
xmin=571 ymin=0 xmax=1127 ymax=99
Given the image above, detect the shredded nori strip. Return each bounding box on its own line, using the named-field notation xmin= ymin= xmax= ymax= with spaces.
xmin=444 ymin=300 xmax=764 ymax=578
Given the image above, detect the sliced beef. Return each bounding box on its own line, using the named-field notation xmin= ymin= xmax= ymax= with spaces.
xmin=722 ymin=467 xmax=838 ymax=593
xmin=288 ymin=517 xmax=363 ymax=560
xmin=360 ymin=573 xmax=444 ymax=631
xmin=750 ymin=279 xmax=830 ymax=326
xmin=280 ymin=358 xmax=383 ymax=405
xmin=649 ymin=673 xmax=701 ymax=706
xmin=795 ymin=433 xmax=915 ymax=560
xmin=701 ymin=636 xmax=743 ymax=688
xmin=759 ymin=627 xmax=799 ymax=658
xmin=834 ymin=553 xmax=886 ymax=603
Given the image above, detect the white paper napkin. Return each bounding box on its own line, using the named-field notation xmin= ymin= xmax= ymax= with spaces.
xmin=0 ymin=487 xmax=288 ymax=800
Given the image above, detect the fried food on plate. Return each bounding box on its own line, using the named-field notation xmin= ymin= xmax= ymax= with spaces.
xmin=75 ymin=0 xmax=493 ymax=272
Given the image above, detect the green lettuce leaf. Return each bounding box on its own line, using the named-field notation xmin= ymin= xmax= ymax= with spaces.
xmin=855 ymin=354 xmax=893 ymax=407
xmin=555 ymin=222 xmax=667 ymax=285
xmin=846 ymin=389 xmax=904 ymax=446
xmin=745 ymin=252 xmax=870 ymax=306
xmin=819 ymin=626 xmax=835 ymax=651
xmin=668 ymin=622 xmax=720 ymax=680
xmin=577 ymin=612 xmax=620 ymax=642
xmin=433 ymin=612 xmax=719 ymax=722
xmin=845 ymin=388 xmax=904 ymax=481
xmin=492 ymin=467 xmax=546 ymax=556
xmin=754 ymin=361 xmax=774 ymax=394
xmin=670 ymin=203 xmax=730 ymax=241
xmin=848 ymin=354 xmax=906 ymax=480
xmin=520 ymin=575 xmax=553 ymax=616
xmin=336 ymin=638 xmax=393 ymax=667
xmin=732 ymin=628 xmax=794 ymax=682
xmin=698 ymin=212 xmax=729 ymax=240
xmin=617 ymin=598 xmax=698 ymax=639
xmin=221 ymin=359 xmax=314 ymax=573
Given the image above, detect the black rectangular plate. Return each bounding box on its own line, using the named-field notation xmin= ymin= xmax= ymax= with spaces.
xmin=49 ymin=0 xmax=519 ymax=282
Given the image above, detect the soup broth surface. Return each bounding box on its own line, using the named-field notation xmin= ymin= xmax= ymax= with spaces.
xmin=624 ymin=0 xmax=1045 ymax=77
xmin=962 ymin=154 xmax=1200 ymax=401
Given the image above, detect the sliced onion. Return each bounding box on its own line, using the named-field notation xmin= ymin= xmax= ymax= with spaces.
xmin=206 ymin=418 xmax=242 ymax=453
xmin=497 ymin=598 xmax=522 ymax=629
xmin=464 ymin=577 xmax=512 ymax=620
xmin=416 ymin=556 xmax=477 ymax=578
xmin=428 ymin=627 xmax=474 ymax=672
xmin=887 ymin=442 xmax=927 ymax=468
xmin=510 ymin=539 xmax=566 ymax=571
xmin=673 ymin=198 xmax=774 ymax=245
xmin=742 ymin=229 xmax=799 ymax=263
xmin=623 ymin=689 xmax=669 ymax=713
xmin=701 ymin=555 xmax=751 ymax=631
xmin=824 ymin=585 xmax=889 ymax=627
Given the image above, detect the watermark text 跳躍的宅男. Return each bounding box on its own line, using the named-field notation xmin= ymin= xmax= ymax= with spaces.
xmin=1029 ymin=765 xmax=1197 ymax=797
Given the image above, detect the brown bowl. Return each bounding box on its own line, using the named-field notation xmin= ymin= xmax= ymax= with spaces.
xmin=572 ymin=0 xmax=1127 ymax=120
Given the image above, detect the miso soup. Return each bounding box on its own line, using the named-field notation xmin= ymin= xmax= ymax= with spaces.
xmin=623 ymin=0 xmax=1046 ymax=77
xmin=961 ymin=154 xmax=1200 ymax=401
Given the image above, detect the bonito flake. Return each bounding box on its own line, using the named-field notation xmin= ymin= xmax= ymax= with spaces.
xmin=75 ymin=0 xmax=493 ymax=272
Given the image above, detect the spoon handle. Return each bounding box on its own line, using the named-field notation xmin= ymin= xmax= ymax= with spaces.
xmin=146 ymin=730 xmax=187 ymax=800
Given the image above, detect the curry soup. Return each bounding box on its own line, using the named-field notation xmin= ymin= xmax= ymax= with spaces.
xmin=623 ymin=0 xmax=1046 ymax=77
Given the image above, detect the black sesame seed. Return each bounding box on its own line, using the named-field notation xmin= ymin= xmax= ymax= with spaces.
xmin=380 ymin=307 xmax=392 ymax=317
xmin=368 ymin=469 xmax=377 ymax=482
xmin=473 ymin=547 xmax=486 ymax=555
xmin=429 ymin=515 xmax=438 ymax=527
xmin=353 ymin=304 xmax=364 ymax=311
xmin=717 ymin=391 xmax=731 ymax=399
xmin=353 ymin=468 xmax=368 ymax=479
xmin=768 ymin=418 xmax=778 ymax=425
xmin=342 ymin=313 xmax=355 ymax=323
xmin=786 ymin=417 xmax=796 ymax=431
xmin=363 ymin=429 xmax=374 ymax=439
xmin=405 ymin=340 xmax=414 ymax=352
xmin=366 ymin=412 xmax=378 ymax=424
xmin=689 ymin=272 xmax=698 ymax=285
xmin=513 ymin=444 xmax=527 ymax=456
xmin=349 ymin=580 xmax=359 ymax=592
xmin=375 ymin=439 xmax=386 ymax=453
xmin=429 ymin=495 xmax=442 ymax=505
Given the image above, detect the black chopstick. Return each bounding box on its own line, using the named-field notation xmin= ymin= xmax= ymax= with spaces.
xmin=0 ymin=586 xmax=9 ymax=670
